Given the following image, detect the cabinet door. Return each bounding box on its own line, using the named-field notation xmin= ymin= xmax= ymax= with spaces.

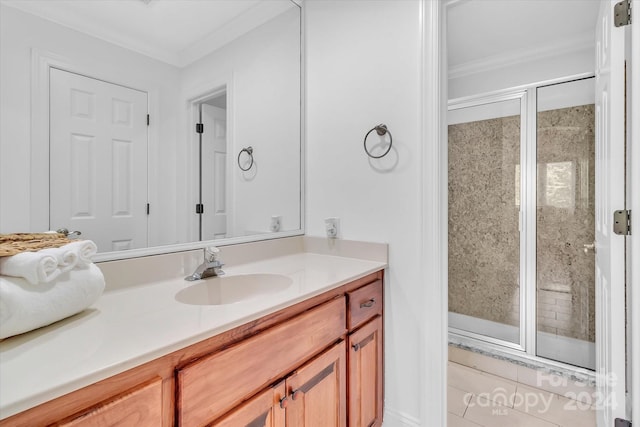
xmin=212 ymin=381 xmax=286 ymax=427
xmin=286 ymin=341 xmax=347 ymax=427
xmin=348 ymin=316 xmax=383 ymax=427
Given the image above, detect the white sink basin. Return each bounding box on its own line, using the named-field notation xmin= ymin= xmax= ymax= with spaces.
xmin=175 ymin=273 xmax=293 ymax=305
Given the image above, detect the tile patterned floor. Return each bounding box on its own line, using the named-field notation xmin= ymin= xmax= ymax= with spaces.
xmin=448 ymin=348 xmax=596 ymax=427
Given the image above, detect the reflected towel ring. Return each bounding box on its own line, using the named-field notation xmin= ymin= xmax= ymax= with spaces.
xmin=238 ymin=146 xmax=254 ymax=171
xmin=363 ymin=124 xmax=392 ymax=158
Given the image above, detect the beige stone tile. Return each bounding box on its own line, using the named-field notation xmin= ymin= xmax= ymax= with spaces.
xmin=448 ymin=413 xmax=482 ymax=427
xmin=448 ymin=362 xmax=517 ymax=407
xmin=448 ymin=347 xmax=518 ymax=381
xmin=513 ymin=384 xmax=596 ymax=427
xmin=464 ymin=396 xmax=559 ymax=427
xmin=448 ymin=386 xmax=472 ymax=417
xmin=517 ymin=366 xmax=595 ymax=404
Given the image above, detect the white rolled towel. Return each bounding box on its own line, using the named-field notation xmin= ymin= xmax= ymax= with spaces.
xmin=0 ymin=263 xmax=105 ymax=339
xmin=40 ymin=246 xmax=79 ymax=273
xmin=0 ymin=252 xmax=62 ymax=285
xmin=63 ymin=240 xmax=98 ymax=268
xmin=38 ymin=240 xmax=98 ymax=272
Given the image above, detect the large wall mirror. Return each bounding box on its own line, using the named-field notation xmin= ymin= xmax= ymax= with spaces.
xmin=0 ymin=0 xmax=302 ymax=260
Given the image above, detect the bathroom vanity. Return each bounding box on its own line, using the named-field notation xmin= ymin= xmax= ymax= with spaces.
xmin=0 ymin=237 xmax=386 ymax=427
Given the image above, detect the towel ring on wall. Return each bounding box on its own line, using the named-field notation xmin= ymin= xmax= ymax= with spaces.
xmin=237 ymin=146 xmax=254 ymax=171
xmin=363 ymin=124 xmax=392 ymax=159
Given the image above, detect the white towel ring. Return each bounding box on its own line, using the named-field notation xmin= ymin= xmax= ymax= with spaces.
xmin=364 ymin=124 xmax=392 ymax=159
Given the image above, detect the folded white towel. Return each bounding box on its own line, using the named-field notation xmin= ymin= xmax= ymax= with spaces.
xmin=0 ymin=264 xmax=105 ymax=339
xmin=0 ymin=252 xmax=62 ymax=285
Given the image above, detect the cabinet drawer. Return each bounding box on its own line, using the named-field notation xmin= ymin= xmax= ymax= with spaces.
xmin=177 ymin=297 xmax=346 ymax=427
xmin=347 ymin=279 xmax=382 ymax=330
xmin=56 ymin=378 xmax=162 ymax=427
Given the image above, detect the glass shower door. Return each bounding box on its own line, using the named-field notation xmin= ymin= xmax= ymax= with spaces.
xmin=448 ymin=96 xmax=524 ymax=346
xmin=536 ymin=78 xmax=595 ymax=369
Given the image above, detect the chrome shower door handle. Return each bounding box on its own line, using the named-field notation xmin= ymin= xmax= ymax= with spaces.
xmin=583 ymin=242 xmax=596 ymax=254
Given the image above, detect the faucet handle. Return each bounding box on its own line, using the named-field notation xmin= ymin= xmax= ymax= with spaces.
xmin=205 ymin=246 xmax=220 ymax=262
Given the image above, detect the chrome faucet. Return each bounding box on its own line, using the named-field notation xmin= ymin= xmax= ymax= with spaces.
xmin=185 ymin=247 xmax=225 ymax=281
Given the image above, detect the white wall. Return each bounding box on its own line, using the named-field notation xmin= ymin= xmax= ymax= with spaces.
xmin=449 ymin=48 xmax=594 ymax=100
xmin=179 ymin=7 xmax=301 ymax=240
xmin=0 ymin=5 xmax=181 ymax=247
xmin=305 ymin=1 xmax=426 ymax=424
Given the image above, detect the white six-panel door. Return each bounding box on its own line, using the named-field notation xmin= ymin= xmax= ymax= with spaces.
xmin=49 ymin=68 xmax=148 ymax=252
xmin=595 ymin=1 xmax=627 ymax=425
xmin=201 ymin=103 xmax=228 ymax=240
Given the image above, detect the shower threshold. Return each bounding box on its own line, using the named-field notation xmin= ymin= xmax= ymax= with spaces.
xmin=449 ymin=312 xmax=596 ymax=384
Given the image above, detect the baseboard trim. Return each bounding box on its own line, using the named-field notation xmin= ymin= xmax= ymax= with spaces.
xmin=383 ymin=406 xmax=421 ymax=427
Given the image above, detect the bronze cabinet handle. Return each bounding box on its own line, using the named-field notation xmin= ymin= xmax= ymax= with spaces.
xmin=291 ymin=389 xmax=303 ymax=401
xmin=352 ymin=343 xmax=360 ymax=352
xmin=360 ymin=298 xmax=375 ymax=308
xmin=279 ymin=396 xmax=289 ymax=409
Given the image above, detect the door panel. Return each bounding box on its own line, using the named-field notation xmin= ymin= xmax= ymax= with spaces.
xmin=348 ymin=316 xmax=383 ymax=427
xmin=595 ymin=1 xmax=627 ymax=424
xmin=535 ymin=78 xmax=596 ymax=369
xmin=201 ymin=102 xmax=228 ymax=240
xmin=50 ymin=68 xmax=148 ymax=252
xmin=213 ymin=382 xmax=285 ymax=427
xmin=448 ymin=96 xmax=524 ymax=346
xmin=286 ymin=341 xmax=346 ymax=427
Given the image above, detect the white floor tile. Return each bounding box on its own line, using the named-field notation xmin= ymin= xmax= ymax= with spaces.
xmin=448 ymin=362 xmax=517 ymax=407
xmin=448 ymin=386 xmax=472 ymax=417
xmin=516 ymin=366 xmax=595 ymax=404
xmin=513 ymin=384 xmax=596 ymax=427
xmin=464 ymin=396 xmax=560 ymax=427
xmin=448 ymin=413 xmax=482 ymax=427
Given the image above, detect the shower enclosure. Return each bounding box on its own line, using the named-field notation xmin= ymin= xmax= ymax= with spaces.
xmin=448 ymin=77 xmax=596 ymax=370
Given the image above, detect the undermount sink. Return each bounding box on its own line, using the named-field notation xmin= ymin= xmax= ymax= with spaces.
xmin=175 ymin=274 xmax=293 ymax=306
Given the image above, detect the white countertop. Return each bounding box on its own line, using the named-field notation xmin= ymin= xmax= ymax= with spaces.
xmin=0 ymin=250 xmax=386 ymax=419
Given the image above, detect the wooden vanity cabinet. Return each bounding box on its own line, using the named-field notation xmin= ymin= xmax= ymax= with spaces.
xmin=0 ymin=271 xmax=384 ymax=427
xmin=346 ymin=279 xmax=384 ymax=427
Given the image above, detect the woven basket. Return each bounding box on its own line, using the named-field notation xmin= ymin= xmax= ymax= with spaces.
xmin=0 ymin=233 xmax=72 ymax=257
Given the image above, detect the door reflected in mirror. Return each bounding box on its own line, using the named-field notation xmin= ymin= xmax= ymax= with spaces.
xmin=0 ymin=0 xmax=302 ymax=258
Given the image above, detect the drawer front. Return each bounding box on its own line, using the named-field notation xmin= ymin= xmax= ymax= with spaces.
xmin=177 ymin=297 xmax=346 ymax=427
xmin=57 ymin=378 xmax=162 ymax=427
xmin=347 ymin=279 xmax=383 ymax=330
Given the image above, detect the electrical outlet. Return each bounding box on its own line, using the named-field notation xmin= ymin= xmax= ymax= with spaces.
xmin=325 ymin=217 xmax=339 ymax=238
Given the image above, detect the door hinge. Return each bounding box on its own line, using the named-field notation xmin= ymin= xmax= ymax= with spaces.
xmin=613 ymin=209 xmax=631 ymax=235
xmin=196 ymin=123 xmax=204 ymax=134
xmin=196 ymin=203 xmax=204 ymax=214
xmin=614 ymin=418 xmax=632 ymax=427
xmin=146 ymin=203 xmax=150 ymax=215
xmin=614 ymin=0 xmax=632 ymax=27
xmin=147 ymin=114 xmax=150 ymax=126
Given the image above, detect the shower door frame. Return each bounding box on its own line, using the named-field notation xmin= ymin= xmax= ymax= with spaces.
xmin=448 ymin=89 xmax=530 ymax=353
xmin=448 ymin=72 xmax=596 ymax=366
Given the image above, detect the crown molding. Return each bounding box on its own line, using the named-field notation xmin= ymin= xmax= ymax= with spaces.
xmin=449 ymin=32 xmax=594 ymax=80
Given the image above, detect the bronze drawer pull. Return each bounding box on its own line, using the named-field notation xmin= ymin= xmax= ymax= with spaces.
xmin=279 ymin=396 xmax=289 ymax=409
xmin=360 ymin=298 xmax=376 ymax=308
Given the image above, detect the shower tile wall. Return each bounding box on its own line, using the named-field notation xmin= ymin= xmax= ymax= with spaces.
xmin=537 ymin=105 xmax=595 ymax=343
xmin=448 ymin=115 xmax=521 ymax=328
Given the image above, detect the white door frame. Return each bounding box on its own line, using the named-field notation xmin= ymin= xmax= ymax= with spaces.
xmin=629 ymin=0 xmax=639 ymax=421
xmin=184 ymin=77 xmax=235 ymax=243
xmin=433 ymin=1 xmax=638 ymax=426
